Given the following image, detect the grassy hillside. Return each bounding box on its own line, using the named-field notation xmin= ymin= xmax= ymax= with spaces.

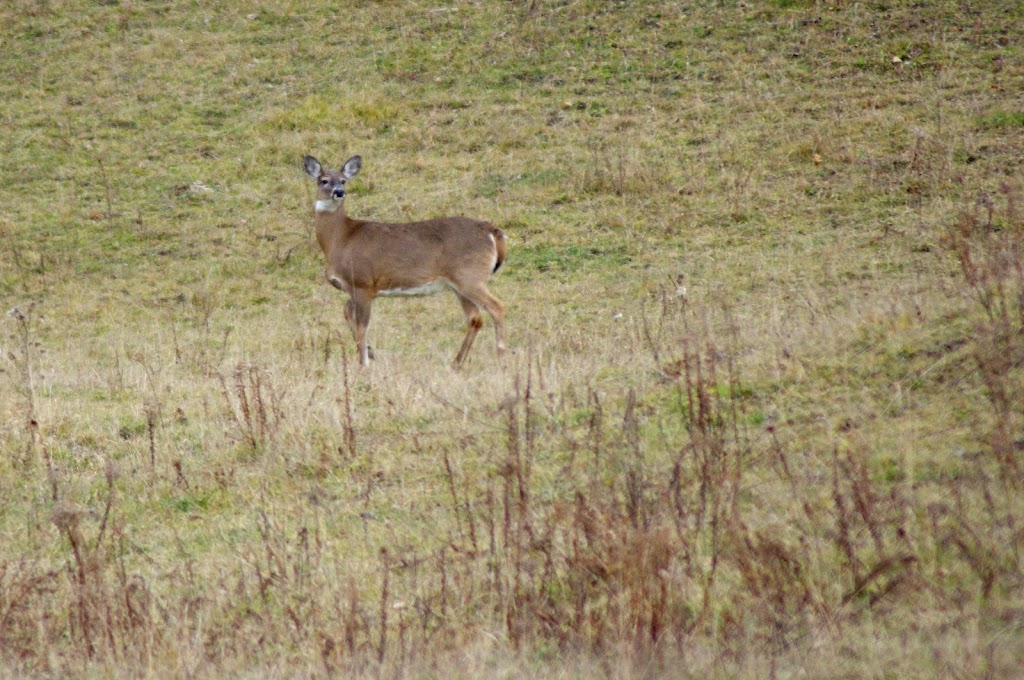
xmin=2 ymin=0 xmax=1023 ymax=676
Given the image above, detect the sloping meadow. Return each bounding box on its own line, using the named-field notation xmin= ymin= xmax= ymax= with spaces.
xmin=1 ymin=1 xmax=1023 ymax=677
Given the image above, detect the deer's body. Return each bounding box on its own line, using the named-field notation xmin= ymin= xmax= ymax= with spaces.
xmin=306 ymin=155 xmax=508 ymax=367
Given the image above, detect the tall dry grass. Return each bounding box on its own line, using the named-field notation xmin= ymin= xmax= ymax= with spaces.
xmin=3 ymin=230 xmax=1023 ymax=676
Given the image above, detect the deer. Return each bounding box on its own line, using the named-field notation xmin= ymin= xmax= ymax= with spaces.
xmin=304 ymin=154 xmax=508 ymax=368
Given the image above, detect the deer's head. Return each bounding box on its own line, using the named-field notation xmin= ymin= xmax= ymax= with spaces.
xmin=304 ymin=155 xmax=362 ymax=213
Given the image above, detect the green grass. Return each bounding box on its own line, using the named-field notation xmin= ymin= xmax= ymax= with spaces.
xmin=2 ymin=0 xmax=1024 ymax=677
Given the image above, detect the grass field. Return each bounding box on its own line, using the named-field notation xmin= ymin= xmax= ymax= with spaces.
xmin=2 ymin=0 xmax=1024 ymax=676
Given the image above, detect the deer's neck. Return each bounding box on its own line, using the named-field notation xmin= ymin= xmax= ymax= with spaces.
xmin=313 ymin=205 xmax=357 ymax=255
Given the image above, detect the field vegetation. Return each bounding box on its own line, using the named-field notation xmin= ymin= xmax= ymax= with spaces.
xmin=2 ymin=0 xmax=1023 ymax=676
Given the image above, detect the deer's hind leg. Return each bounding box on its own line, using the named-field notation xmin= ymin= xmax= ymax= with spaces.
xmin=455 ymin=283 xmax=506 ymax=362
xmin=453 ymin=293 xmax=485 ymax=368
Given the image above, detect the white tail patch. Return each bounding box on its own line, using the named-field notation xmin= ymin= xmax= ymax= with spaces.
xmin=489 ymin=233 xmax=499 ymax=274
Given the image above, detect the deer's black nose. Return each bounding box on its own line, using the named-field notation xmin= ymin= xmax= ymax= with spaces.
xmin=332 ymin=187 xmax=345 ymax=199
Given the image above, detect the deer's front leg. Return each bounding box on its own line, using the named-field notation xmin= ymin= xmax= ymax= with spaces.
xmin=344 ymin=298 xmax=375 ymax=364
xmin=347 ymin=292 xmax=374 ymax=366
xmin=343 ymin=298 xmax=357 ymax=338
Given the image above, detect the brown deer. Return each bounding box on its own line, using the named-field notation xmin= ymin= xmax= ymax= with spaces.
xmin=304 ymin=155 xmax=508 ymax=367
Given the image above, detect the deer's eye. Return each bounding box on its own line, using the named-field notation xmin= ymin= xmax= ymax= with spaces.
xmin=320 ymin=179 xmax=329 ymax=185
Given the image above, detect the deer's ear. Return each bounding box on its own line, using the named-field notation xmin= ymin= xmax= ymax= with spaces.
xmin=342 ymin=155 xmax=362 ymax=180
xmin=304 ymin=156 xmax=322 ymax=179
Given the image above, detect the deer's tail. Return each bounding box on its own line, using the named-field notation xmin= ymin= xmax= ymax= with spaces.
xmin=491 ymin=227 xmax=507 ymax=274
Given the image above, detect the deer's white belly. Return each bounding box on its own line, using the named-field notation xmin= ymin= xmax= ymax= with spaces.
xmin=378 ymin=279 xmax=450 ymax=297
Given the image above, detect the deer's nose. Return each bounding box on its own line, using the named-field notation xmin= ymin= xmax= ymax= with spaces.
xmin=332 ymin=187 xmax=345 ymax=199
